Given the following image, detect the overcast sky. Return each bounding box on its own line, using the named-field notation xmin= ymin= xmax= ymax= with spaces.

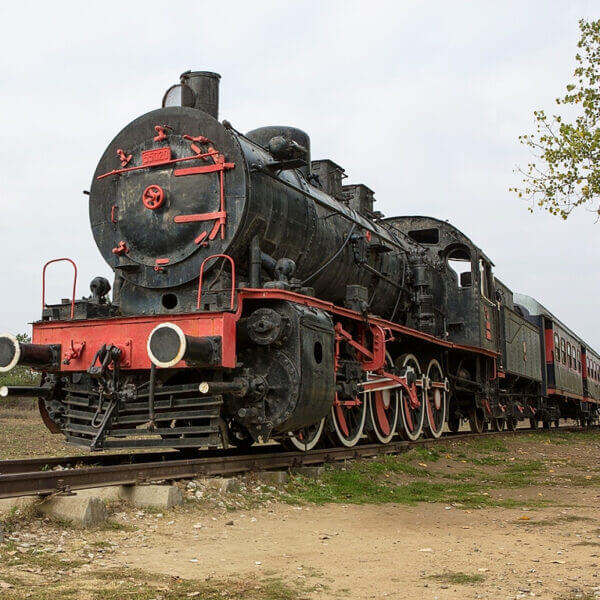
xmin=1 ymin=1 xmax=598 ymax=347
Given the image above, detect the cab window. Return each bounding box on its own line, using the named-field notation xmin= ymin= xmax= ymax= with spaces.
xmin=447 ymin=247 xmax=472 ymax=288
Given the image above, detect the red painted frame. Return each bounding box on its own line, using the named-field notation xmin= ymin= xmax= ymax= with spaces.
xmin=32 ymin=286 xmax=499 ymax=375
xmin=33 ymin=312 xmax=238 ymax=371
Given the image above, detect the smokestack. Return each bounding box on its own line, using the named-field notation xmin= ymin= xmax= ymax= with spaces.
xmin=180 ymin=71 xmax=221 ymax=119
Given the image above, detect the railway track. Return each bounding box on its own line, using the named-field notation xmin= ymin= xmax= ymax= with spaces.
xmin=0 ymin=426 xmax=596 ymax=500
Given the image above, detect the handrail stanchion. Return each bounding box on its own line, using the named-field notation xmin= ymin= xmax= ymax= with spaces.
xmin=42 ymin=258 xmax=78 ymax=320
xmin=197 ymin=254 xmax=235 ymax=311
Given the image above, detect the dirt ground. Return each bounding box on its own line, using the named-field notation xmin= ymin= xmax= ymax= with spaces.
xmin=1 ymin=408 xmax=600 ymax=600
xmin=98 ymin=491 xmax=600 ymax=600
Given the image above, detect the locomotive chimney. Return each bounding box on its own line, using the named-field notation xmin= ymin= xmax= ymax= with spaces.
xmin=180 ymin=71 xmax=221 ymax=119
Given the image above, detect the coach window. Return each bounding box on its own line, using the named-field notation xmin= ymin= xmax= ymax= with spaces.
xmin=567 ymin=343 xmax=572 ymax=369
xmin=561 ymin=338 xmax=566 ymax=365
xmin=554 ymin=333 xmax=560 ymax=362
xmin=577 ymin=350 xmax=581 ymax=372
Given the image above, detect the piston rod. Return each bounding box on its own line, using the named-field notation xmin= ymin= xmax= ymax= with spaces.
xmin=0 ymin=385 xmax=51 ymax=398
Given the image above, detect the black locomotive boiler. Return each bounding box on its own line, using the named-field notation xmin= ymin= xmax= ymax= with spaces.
xmin=0 ymin=71 xmax=597 ymax=452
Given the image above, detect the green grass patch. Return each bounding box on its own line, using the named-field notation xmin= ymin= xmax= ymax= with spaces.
xmin=0 ymin=568 xmax=316 ymax=600
xmin=412 ymin=446 xmax=442 ymax=462
xmin=0 ymin=503 xmax=40 ymax=533
xmin=503 ymin=460 xmax=545 ymax=474
xmin=356 ymin=453 xmax=430 ymax=476
xmin=443 ymin=468 xmax=480 ymax=481
xmin=285 ymin=468 xmax=548 ymax=509
xmin=469 ymin=455 xmax=505 ymax=466
xmin=481 ymin=459 xmax=546 ymax=487
xmin=8 ymin=549 xmax=87 ymax=571
xmin=569 ymin=475 xmax=600 ymax=487
xmin=464 ymin=437 xmax=508 ymax=453
xmin=426 ymin=571 xmax=485 ymax=585
xmin=86 ymin=570 xmax=314 ymax=600
xmin=99 ymin=519 xmax=137 ymax=532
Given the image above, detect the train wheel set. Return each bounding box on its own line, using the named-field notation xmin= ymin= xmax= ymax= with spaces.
xmin=0 ymin=70 xmax=598 ymax=454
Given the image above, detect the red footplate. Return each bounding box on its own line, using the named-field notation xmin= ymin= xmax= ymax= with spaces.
xmin=32 ymin=312 xmax=237 ymax=371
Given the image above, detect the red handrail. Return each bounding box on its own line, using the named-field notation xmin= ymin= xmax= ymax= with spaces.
xmin=197 ymin=254 xmax=235 ymax=311
xmin=42 ymin=258 xmax=78 ymax=320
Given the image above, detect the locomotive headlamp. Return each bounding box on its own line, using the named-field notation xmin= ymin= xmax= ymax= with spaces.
xmin=0 ymin=334 xmax=58 ymax=372
xmin=0 ymin=334 xmax=20 ymax=372
xmin=162 ymin=83 xmax=196 ymax=108
xmin=147 ymin=323 xmax=222 ymax=368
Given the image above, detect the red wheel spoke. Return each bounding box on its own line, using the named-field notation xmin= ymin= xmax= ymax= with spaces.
xmin=335 ymin=404 xmax=350 ymax=437
xmin=426 ymin=397 xmax=435 ymax=432
xmin=403 ymin=397 xmax=414 ymax=432
xmin=375 ymin=392 xmax=390 ymax=436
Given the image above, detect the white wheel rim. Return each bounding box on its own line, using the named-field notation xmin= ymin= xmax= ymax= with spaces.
xmin=425 ymin=358 xmax=447 ymax=439
xmin=287 ymin=418 xmax=325 ymax=451
xmin=369 ymin=389 xmax=399 ymax=444
xmin=399 ymin=354 xmax=424 ymax=441
xmin=331 ymin=393 xmax=367 ymax=447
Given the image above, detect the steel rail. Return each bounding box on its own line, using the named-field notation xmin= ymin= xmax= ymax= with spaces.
xmin=0 ymin=426 xmax=596 ymax=500
xmin=0 ymin=444 xmax=285 ymax=476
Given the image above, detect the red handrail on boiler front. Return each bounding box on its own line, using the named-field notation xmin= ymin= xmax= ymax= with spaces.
xmin=197 ymin=254 xmax=235 ymax=311
xmin=42 ymin=258 xmax=78 ymax=320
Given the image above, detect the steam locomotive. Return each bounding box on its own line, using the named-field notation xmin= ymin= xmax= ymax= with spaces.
xmin=0 ymin=71 xmax=597 ymax=452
